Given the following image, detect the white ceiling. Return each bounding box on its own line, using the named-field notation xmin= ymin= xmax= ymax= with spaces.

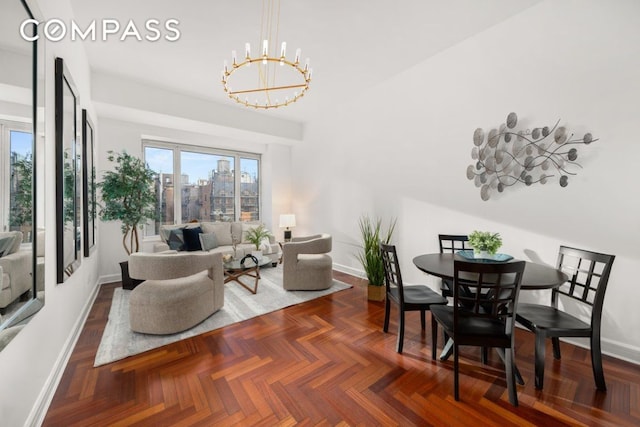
xmin=69 ymin=0 xmax=541 ymax=124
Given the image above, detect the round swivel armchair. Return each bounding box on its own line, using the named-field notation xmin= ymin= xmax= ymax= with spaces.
xmin=282 ymin=234 xmax=333 ymax=291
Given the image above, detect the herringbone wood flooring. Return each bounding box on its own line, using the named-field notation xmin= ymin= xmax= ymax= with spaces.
xmin=43 ymin=271 xmax=639 ymax=426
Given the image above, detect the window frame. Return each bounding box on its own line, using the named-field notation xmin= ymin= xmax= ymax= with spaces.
xmin=142 ymin=139 xmax=262 ymax=236
xmin=0 ymin=119 xmax=32 ymax=234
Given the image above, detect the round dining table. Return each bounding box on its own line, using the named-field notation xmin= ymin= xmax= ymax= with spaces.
xmin=412 ymin=252 xmax=569 ymax=383
xmin=412 ymin=253 xmax=568 ymax=290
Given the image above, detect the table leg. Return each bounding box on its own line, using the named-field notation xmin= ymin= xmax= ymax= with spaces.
xmin=224 ymin=266 xmax=261 ymax=294
xmin=440 ymin=338 xmax=454 ymax=361
xmin=439 ymin=340 xmax=524 ymax=385
xmin=494 ymin=348 xmax=525 ymax=386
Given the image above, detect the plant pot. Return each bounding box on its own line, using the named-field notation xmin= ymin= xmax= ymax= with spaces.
xmin=251 ymin=250 xmax=263 ymax=259
xmin=120 ymin=261 xmax=144 ymax=290
xmin=474 ymin=250 xmax=490 ymax=259
xmin=367 ymin=284 xmax=386 ymax=301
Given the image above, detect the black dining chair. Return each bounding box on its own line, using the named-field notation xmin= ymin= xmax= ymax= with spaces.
xmin=380 ymin=243 xmax=448 ymax=354
xmin=515 ymin=246 xmax=615 ymax=390
xmin=437 ymin=234 xmax=494 ymax=362
xmin=438 ymin=234 xmax=471 ymax=298
xmin=431 ymin=259 xmax=526 ymax=406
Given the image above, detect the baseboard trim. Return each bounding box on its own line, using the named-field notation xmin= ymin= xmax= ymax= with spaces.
xmin=26 ymin=279 xmax=101 ymax=427
xmin=100 ymin=273 xmax=121 ymax=285
xmin=333 ymin=262 xmax=366 ymax=279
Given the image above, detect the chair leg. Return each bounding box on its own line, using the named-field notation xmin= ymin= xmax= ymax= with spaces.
xmin=396 ymin=310 xmax=405 ymax=353
xmin=431 ymin=313 xmax=438 ymax=360
xmin=591 ymin=332 xmax=607 ymax=391
xmin=454 ymin=343 xmax=460 ymax=401
xmin=552 ymin=337 xmax=561 ymax=359
xmin=481 ymin=347 xmax=488 ymax=364
xmin=420 ymin=309 xmax=426 ymax=330
xmin=534 ymin=332 xmax=547 ymax=389
xmin=504 ymin=347 xmax=518 ymax=406
xmin=383 ymin=298 xmax=391 ymax=333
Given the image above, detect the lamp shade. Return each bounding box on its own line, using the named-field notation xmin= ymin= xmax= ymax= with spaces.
xmin=279 ymin=214 xmax=296 ymax=228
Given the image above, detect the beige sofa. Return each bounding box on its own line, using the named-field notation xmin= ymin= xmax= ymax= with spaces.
xmin=154 ymin=221 xmax=281 ymax=265
xmin=0 ymin=231 xmax=32 ymax=310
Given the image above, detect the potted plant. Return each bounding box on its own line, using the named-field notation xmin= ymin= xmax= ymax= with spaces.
xmin=356 ymin=215 xmax=396 ymax=301
xmin=244 ymin=224 xmax=272 ymax=258
xmin=97 ymin=150 xmax=158 ymax=289
xmin=468 ymin=230 xmax=502 ymax=258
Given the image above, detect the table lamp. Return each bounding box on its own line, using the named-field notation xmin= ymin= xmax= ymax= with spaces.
xmin=279 ymin=214 xmax=296 ymax=242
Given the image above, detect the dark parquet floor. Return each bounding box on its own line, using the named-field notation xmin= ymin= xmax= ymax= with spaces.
xmin=43 ymin=271 xmax=640 ymax=426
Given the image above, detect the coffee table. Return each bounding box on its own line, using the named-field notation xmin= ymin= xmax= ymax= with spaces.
xmin=223 ymin=254 xmax=271 ymax=294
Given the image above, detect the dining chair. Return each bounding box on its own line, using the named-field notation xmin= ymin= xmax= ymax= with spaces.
xmin=438 ymin=234 xmax=471 ymax=298
xmin=437 ymin=234 xmax=494 ymax=362
xmin=431 ymin=259 xmax=526 ymax=406
xmin=515 ymin=246 xmax=615 ymax=390
xmin=380 ymin=243 xmax=447 ymax=354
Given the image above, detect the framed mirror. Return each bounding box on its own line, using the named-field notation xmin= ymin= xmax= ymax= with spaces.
xmin=55 ymin=57 xmax=81 ymax=283
xmin=0 ymin=0 xmax=45 ymax=348
xmin=82 ymin=109 xmax=96 ymax=257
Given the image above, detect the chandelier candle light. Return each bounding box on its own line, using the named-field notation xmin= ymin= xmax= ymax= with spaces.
xmin=221 ymin=0 xmax=312 ymax=109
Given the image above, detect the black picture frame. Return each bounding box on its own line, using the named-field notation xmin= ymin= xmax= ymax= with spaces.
xmin=82 ymin=109 xmax=96 ymax=257
xmin=55 ymin=57 xmax=81 ymax=283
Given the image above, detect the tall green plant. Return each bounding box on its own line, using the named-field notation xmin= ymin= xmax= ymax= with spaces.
xmin=356 ymin=215 xmax=396 ymax=286
xmin=97 ymin=151 xmax=158 ymax=255
xmin=9 ymin=153 xmax=33 ymax=230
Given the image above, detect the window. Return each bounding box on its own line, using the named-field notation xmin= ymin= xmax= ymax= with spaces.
xmin=143 ymin=141 xmax=261 ymax=236
xmin=240 ymin=157 xmax=259 ymax=221
xmin=144 ymin=146 xmax=174 ymax=237
xmin=1 ymin=120 xmax=33 ymax=242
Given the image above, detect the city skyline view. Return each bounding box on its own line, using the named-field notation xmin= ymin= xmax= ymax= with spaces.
xmin=144 ymin=147 xmax=259 ymax=185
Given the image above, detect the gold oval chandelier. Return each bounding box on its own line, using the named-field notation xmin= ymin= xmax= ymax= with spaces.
xmin=221 ymin=0 xmax=312 ymax=110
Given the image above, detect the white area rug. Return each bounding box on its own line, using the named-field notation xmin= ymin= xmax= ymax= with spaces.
xmin=95 ymin=266 xmax=351 ymax=366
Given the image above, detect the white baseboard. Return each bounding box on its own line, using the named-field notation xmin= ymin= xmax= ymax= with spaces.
xmin=333 ymin=262 xmax=366 ymax=279
xmin=26 ymin=279 xmax=101 ymax=427
xmin=99 ymin=273 xmax=121 ymax=285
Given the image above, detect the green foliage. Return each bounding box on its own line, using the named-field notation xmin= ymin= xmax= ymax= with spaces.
xmin=62 ymin=151 xmax=77 ymax=226
xmin=97 ymin=151 xmax=158 ymax=255
xmin=244 ymin=224 xmax=272 ymax=250
xmin=468 ymin=230 xmax=502 ymax=254
xmin=9 ymin=153 xmax=32 ymax=229
xmin=356 ymin=215 xmax=396 ymax=286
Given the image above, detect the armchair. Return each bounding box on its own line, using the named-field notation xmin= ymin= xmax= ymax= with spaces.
xmin=128 ymin=251 xmax=224 ymax=334
xmin=282 ymin=234 xmax=333 ymax=290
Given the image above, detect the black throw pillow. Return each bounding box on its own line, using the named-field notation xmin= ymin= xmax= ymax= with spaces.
xmin=182 ymin=226 xmax=204 ymax=251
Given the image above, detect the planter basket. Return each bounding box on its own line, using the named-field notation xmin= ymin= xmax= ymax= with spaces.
xmin=120 ymin=261 xmax=144 ymax=290
xmin=367 ymin=284 xmax=386 ymax=301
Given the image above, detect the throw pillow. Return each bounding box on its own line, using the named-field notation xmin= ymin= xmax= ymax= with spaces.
xmin=199 ymin=232 xmax=218 ymax=251
xmin=0 ymin=231 xmax=22 ymax=256
xmin=201 ymin=222 xmax=232 ymax=246
xmin=0 ymin=236 xmax=13 ymax=258
xmin=9 ymin=231 xmax=22 ymax=255
xmin=167 ymin=228 xmax=186 ymax=251
xmin=182 ymin=226 xmax=204 ymax=251
xmin=259 ymin=237 xmax=272 ymax=254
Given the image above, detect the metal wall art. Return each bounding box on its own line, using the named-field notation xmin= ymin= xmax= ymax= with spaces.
xmin=467 ymin=112 xmax=598 ymax=201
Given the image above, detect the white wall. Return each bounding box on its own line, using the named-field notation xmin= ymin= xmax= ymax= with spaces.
xmin=0 ymin=0 xmax=102 ymax=425
xmin=293 ymin=0 xmax=640 ymax=363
